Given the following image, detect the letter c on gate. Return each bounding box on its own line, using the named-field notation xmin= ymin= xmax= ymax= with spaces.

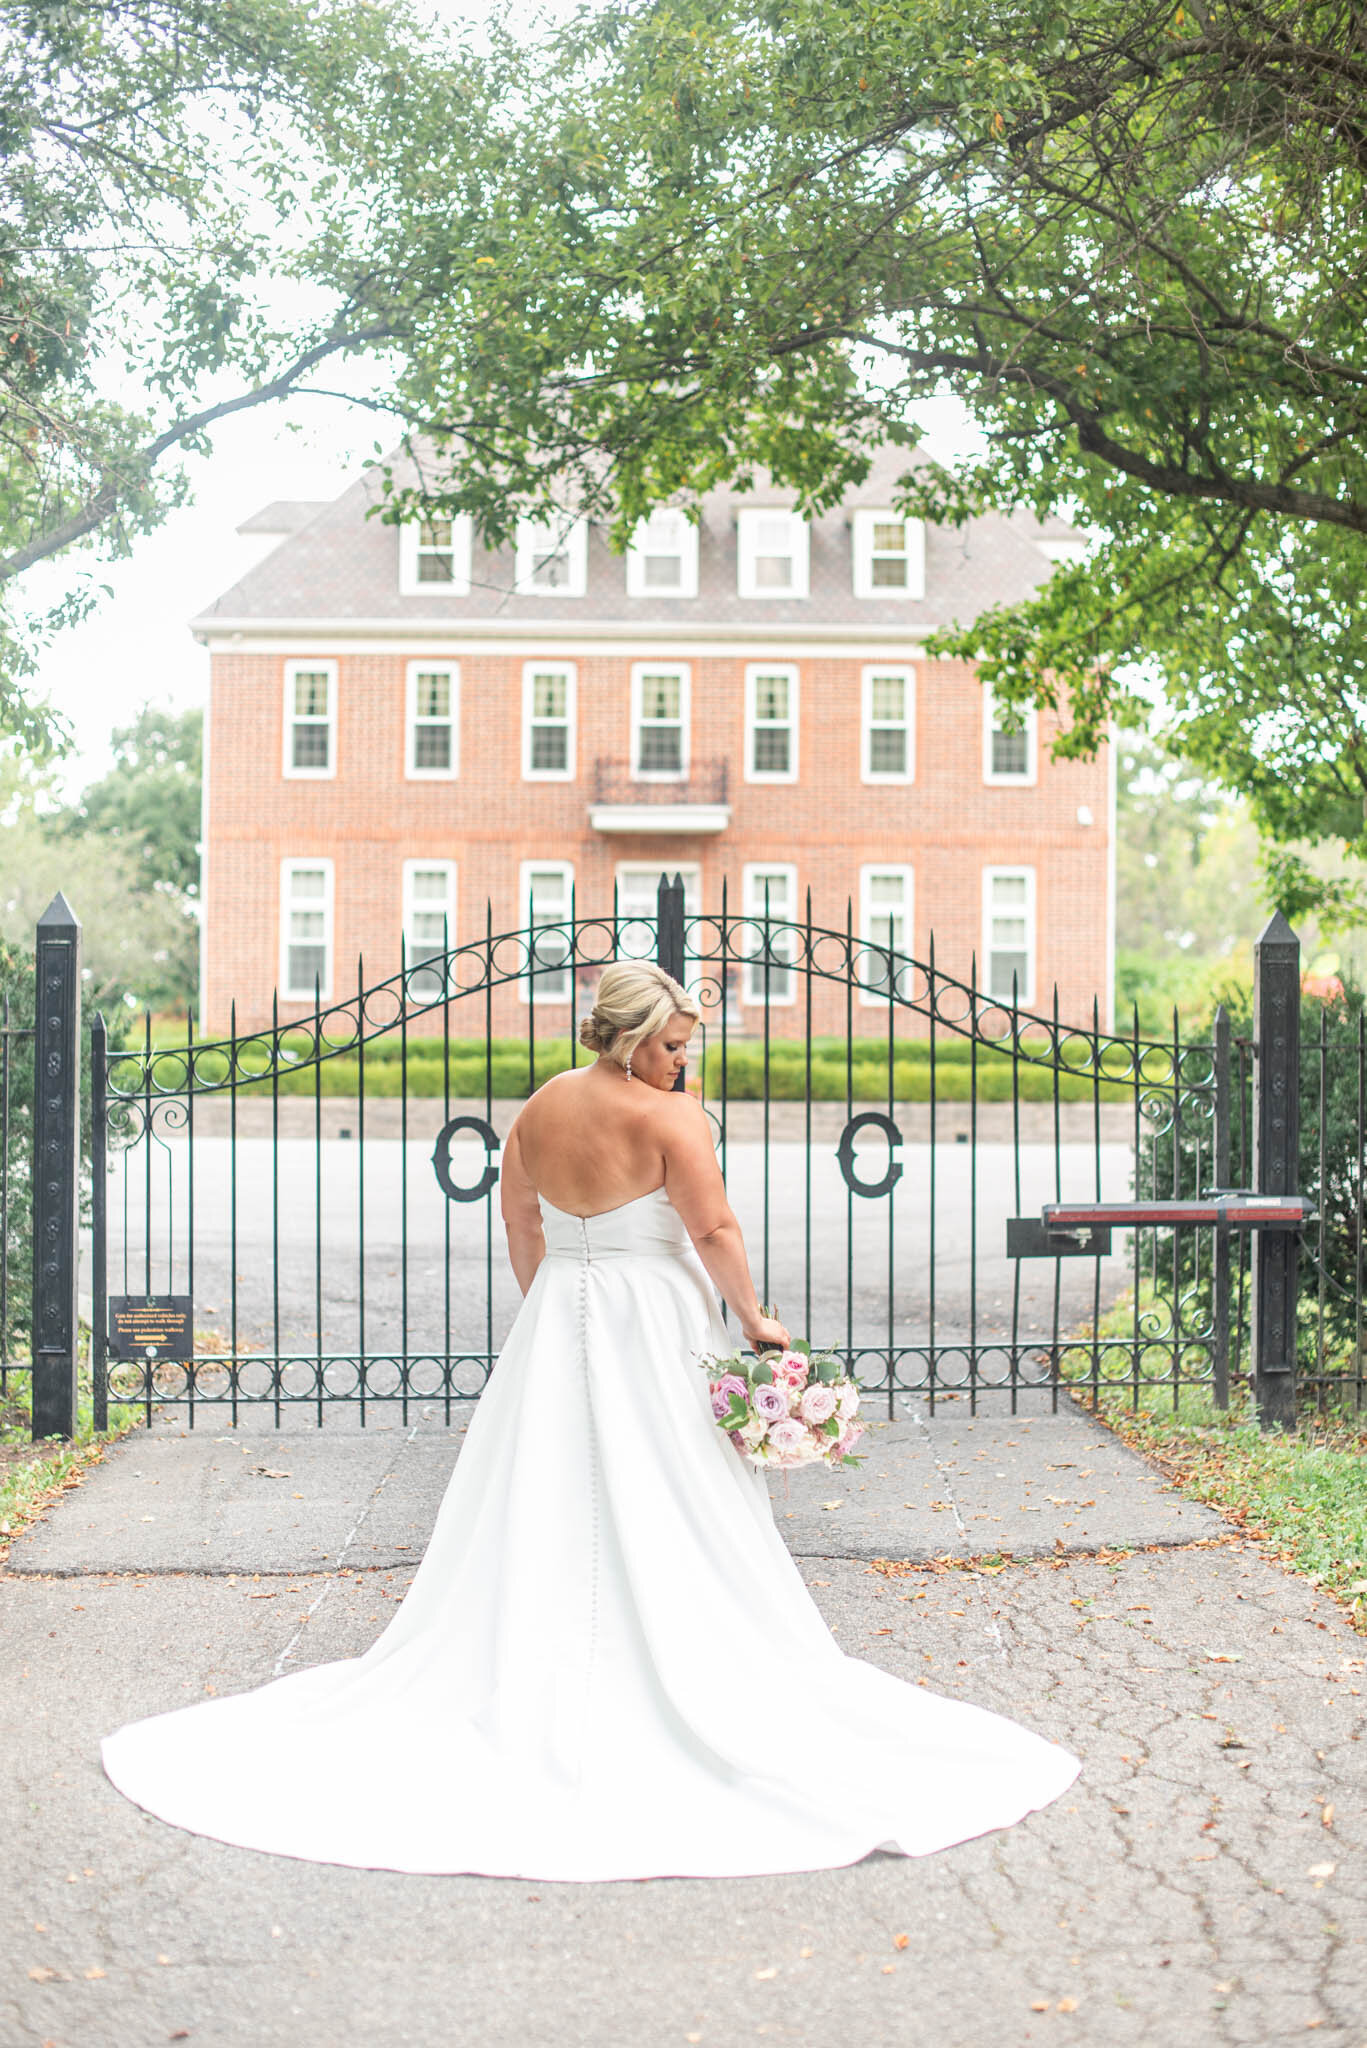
xmin=432 ymin=1116 xmax=501 ymax=1204
xmin=836 ymin=1111 xmax=904 ymax=1199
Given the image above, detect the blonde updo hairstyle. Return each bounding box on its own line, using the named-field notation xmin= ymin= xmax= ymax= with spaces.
xmin=579 ymin=961 xmax=701 ymax=1071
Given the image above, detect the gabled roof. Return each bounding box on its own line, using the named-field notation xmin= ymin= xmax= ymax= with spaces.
xmin=194 ymin=442 xmax=1079 ymax=634
xmin=234 ymin=500 xmax=330 ymax=536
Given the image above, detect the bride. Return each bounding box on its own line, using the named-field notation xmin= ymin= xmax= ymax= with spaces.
xmin=102 ymin=960 xmax=1079 ymax=1879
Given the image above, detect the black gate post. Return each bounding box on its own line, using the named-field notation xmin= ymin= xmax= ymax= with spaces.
xmin=1211 ymin=1003 xmax=1231 ymax=1410
xmin=656 ymin=873 xmax=687 ymax=1092
xmin=656 ymin=871 xmax=685 ymax=983
xmin=1251 ymin=911 xmax=1300 ymax=1432
xmin=90 ymin=1012 xmax=108 ymax=1432
xmin=31 ymin=893 xmax=82 ymax=1442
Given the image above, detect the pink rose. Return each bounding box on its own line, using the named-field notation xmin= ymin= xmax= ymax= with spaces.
xmin=798 ymin=1384 xmax=837 ymax=1425
xmin=835 ymin=1421 xmax=865 ymax=1455
xmin=765 ymin=1418 xmax=808 ymax=1459
xmin=836 ymin=1381 xmax=860 ymax=1420
xmin=753 ymin=1381 xmax=790 ymax=1423
xmin=774 ymin=1350 xmax=809 ymax=1390
xmin=716 ymin=1373 xmax=749 ymax=1404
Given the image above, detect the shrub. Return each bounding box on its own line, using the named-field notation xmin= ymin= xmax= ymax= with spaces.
xmin=1141 ymin=978 xmax=1366 ymax=1375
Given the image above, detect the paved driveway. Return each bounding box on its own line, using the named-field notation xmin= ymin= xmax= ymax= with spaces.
xmin=3 ymin=1404 xmax=1363 ymax=2047
xmin=98 ymin=1135 xmax=1135 ymax=1383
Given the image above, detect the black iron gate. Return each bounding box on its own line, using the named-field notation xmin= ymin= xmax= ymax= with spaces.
xmin=16 ymin=882 xmax=1362 ymax=1436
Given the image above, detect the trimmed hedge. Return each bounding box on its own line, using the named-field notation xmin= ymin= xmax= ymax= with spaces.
xmin=131 ymin=1031 xmax=1140 ymax=1103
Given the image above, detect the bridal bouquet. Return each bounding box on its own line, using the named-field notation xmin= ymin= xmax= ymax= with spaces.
xmin=701 ymin=1338 xmax=866 ymax=1471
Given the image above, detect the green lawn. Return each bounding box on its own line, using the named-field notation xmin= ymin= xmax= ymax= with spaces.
xmin=0 ymin=1363 xmax=140 ymax=1558
xmin=1061 ymin=1300 xmax=1367 ymax=1631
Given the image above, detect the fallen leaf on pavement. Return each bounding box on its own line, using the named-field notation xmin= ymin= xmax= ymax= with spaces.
xmin=755 ymin=1966 xmax=777 ymax=1980
xmin=1057 ymin=1997 xmax=1079 ymax=2013
xmin=1030 ymin=2000 xmax=1049 ymax=2012
xmin=1308 ymin=1861 xmax=1335 ymax=1879
xmin=819 ymin=1502 xmax=844 ymax=1512
xmin=893 ymin=1933 xmax=909 ymax=1950
xmin=29 ymin=1967 xmax=56 ymax=1982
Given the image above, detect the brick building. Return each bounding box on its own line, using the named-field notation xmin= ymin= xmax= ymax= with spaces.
xmin=192 ymin=446 xmax=1114 ymax=1036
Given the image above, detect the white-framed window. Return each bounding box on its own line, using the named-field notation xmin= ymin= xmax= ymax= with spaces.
xmin=614 ymin=865 xmax=702 ymax=971
xmin=858 ymin=865 xmax=914 ymax=1004
xmin=744 ymin=663 xmax=799 ymax=783
xmin=521 ymin=662 xmax=576 ymax=780
xmin=737 ymin=509 xmax=809 ymax=599
xmin=398 ymin=515 xmax=471 ymax=596
xmin=983 ymin=867 xmax=1036 ymax=1005
xmin=405 ymin=662 xmax=459 ymax=779
xmin=851 ymin=510 xmax=926 ymax=600
xmin=282 ymin=660 xmax=337 ymax=779
xmin=402 ymin=860 xmax=456 ymax=1004
xmin=625 ymin=509 xmax=699 ymax=598
xmin=520 ymin=860 xmax=575 ymax=1003
xmin=514 ymin=515 xmax=588 ymax=596
xmin=630 ymin=663 xmax=690 ymax=779
xmin=280 ymin=859 xmax=334 ymax=1001
xmin=861 ymin=665 xmax=915 ymax=783
xmin=741 ymin=863 xmax=798 ymax=1005
xmin=983 ymin=690 xmax=1038 ymax=785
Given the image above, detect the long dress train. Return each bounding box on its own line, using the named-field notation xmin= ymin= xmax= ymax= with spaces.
xmin=101 ymin=1187 xmax=1080 ymax=1879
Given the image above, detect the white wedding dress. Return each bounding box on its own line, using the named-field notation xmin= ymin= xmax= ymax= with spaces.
xmin=102 ymin=1187 xmax=1079 ymax=1879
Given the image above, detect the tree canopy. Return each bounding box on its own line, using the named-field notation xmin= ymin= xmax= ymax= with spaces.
xmin=0 ymin=0 xmax=507 ymax=746
xmin=66 ymin=703 xmax=201 ymax=898
xmin=371 ymin=0 xmax=1367 ymax=885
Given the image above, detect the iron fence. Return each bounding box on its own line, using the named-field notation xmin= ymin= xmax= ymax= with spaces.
xmin=13 ymin=882 xmax=1356 ymax=1439
xmin=1 ymin=989 xmax=34 ymax=1403
xmin=86 ymin=878 xmax=1235 ymax=1431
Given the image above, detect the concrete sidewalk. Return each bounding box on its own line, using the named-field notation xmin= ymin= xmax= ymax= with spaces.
xmin=2 ymin=1404 xmax=1364 ymax=2048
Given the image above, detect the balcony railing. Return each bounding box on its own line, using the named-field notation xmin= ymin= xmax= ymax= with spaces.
xmin=590 ymin=758 xmax=730 ymax=806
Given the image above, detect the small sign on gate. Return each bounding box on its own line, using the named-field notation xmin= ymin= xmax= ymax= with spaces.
xmin=107 ymin=1295 xmax=194 ymax=1362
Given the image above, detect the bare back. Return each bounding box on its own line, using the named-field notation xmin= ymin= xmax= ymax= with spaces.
xmin=508 ymin=1064 xmax=691 ymax=1217
xmin=498 ymin=1052 xmax=787 ymax=1350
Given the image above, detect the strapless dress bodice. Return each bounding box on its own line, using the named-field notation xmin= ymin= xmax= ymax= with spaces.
xmin=539 ymin=1185 xmax=691 ymax=1261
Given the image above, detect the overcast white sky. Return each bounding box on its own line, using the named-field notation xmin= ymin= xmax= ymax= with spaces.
xmin=19 ymin=393 xmax=381 ymax=794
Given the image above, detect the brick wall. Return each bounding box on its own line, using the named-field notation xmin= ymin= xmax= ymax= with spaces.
xmin=203 ymin=647 xmax=1112 ymax=1039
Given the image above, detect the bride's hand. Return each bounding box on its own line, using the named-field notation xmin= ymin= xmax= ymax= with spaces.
xmin=744 ymin=1314 xmax=791 ymax=1354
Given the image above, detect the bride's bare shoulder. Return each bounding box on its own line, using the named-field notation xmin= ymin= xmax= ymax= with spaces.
xmin=508 ymin=1065 xmax=587 ymax=1129
xmin=650 ymin=1088 xmax=712 ymax=1141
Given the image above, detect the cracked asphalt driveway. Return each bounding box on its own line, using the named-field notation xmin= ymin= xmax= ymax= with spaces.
xmin=2 ymin=1402 xmax=1364 ymax=2048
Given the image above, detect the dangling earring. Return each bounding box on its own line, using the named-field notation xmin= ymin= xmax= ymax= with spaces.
xmin=624 ymin=1052 xmax=633 ymax=1082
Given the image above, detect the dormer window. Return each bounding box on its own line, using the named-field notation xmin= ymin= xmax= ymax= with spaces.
xmin=514 ymin=515 xmax=588 ymax=596
xmin=626 ymin=509 xmax=699 ymax=597
xmin=737 ymin=509 xmax=809 ymax=599
xmin=398 ymin=515 xmax=471 ymax=596
xmin=851 ymin=510 xmax=925 ymax=599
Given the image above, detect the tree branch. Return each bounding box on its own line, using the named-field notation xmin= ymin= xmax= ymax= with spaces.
xmin=0 ymin=321 xmax=394 ymax=582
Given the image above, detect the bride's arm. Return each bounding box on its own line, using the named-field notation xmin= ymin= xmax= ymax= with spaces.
xmin=661 ymin=1098 xmax=790 ymax=1351
xmin=500 ymin=1121 xmax=545 ymax=1294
